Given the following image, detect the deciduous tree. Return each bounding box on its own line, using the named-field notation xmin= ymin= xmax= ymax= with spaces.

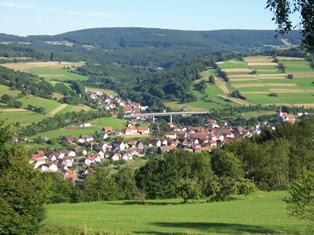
xmin=284 ymin=169 xmax=314 ymax=221
xmin=0 ymin=120 xmax=50 ymax=234
xmin=266 ymin=0 xmax=314 ymax=51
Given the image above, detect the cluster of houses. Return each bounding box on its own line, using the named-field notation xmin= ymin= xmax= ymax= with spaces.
xmin=89 ymin=92 xmax=148 ymax=114
xmin=28 ymin=117 xmax=275 ymax=181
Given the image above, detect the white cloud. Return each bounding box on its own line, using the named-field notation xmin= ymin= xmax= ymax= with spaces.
xmin=0 ymin=1 xmax=37 ymax=9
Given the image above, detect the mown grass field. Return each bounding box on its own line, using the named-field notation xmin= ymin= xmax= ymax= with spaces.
xmin=41 ymin=191 xmax=312 ymax=235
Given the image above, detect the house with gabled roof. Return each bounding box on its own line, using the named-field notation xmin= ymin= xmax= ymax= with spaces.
xmin=137 ymin=126 xmax=150 ymax=135
xmin=103 ymin=126 xmax=113 ymax=133
xmin=122 ymin=127 xmax=137 ymax=135
xmin=205 ymin=119 xmax=219 ymax=128
xmin=165 ymin=132 xmax=177 ymax=139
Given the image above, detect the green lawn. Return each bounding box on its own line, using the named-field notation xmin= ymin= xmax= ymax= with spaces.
xmin=42 ymin=191 xmax=312 ymax=235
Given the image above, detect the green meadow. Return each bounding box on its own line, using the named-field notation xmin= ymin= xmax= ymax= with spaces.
xmin=218 ymin=59 xmax=248 ymax=69
xmin=237 ymin=87 xmax=270 ymax=93
xmin=294 ymin=78 xmax=314 ymax=88
xmin=0 ymin=85 xmax=21 ymax=98
xmin=0 ymin=110 xmax=46 ymax=126
xmin=17 ymin=95 xmax=61 ymax=114
xmin=281 ymin=61 xmax=314 ymax=73
xmin=41 ymin=191 xmax=312 ymax=235
xmin=29 ymin=117 xmax=125 ymax=140
xmin=27 ymin=67 xmax=88 ymax=81
xmin=218 ymin=57 xmax=314 ymax=106
xmin=30 ymin=126 xmax=102 ymax=140
xmin=90 ymin=117 xmax=126 ymax=129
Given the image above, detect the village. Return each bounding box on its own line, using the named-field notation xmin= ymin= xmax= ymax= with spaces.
xmin=28 ymin=92 xmax=301 ymax=182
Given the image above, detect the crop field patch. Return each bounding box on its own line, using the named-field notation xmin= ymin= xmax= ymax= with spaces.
xmin=1 ymin=61 xmax=82 ymax=72
xmin=269 ymin=88 xmax=308 ymax=93
xmin=248 ymin=62 xmax=278 ymax=66
xmin=243 ymin=56 xmax=274 ymax=63
xmin=214 ymin=56 xmax=314 ymax=107
xmin=216 ymin=59 xmax=248 ymax=69
xmin=230 ymin=80 xmax=262 ymax=84
xmin=258 ymin=78 xmax=292 ymax=83
xmin=281 ymin=61 xmax=313 ymax=73
xmin=258 ymin=74 xmax=287 ymax=78
xmin=277 ymin=56 xmax=305 ymax=61
xmin=293 ymin=72 xmax=314 ymax=79
xmin=223 ymin=68 xmax=252 ymax=73
xmin=238 ymin=87 xmax=270 ymax=92
xmin=228 ymin=74 xmax=258 ymax=79
xmin=264 ymin=83 xmax=297 ymax=87
xmin=232 ymin=83 xmax=266 ymax=88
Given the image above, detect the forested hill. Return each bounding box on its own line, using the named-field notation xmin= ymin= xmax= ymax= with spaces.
xmin=56 ymin=28 xmax=302 ymax=51
xmin=0 ymin=28 xmax=302 ymax=53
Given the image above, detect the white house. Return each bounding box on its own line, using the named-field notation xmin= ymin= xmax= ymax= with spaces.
xmin=80 ymin=121 xmax=91 ymax=127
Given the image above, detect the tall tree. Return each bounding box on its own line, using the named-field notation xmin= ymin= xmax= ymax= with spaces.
xmin=0 ymin=120 xmax=50 ymax=234
xmin=266 ymin=0 xmax=314 ymax=51
xmin=284 ymin=169 xmax=314 ymax=221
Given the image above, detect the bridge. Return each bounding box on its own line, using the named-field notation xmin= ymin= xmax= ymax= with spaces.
xmin=123 ymin=111 xmax=209 ymax=123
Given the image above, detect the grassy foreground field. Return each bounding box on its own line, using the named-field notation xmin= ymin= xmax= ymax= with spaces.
xmin=42 ymin=191 xmax=312 ymax=235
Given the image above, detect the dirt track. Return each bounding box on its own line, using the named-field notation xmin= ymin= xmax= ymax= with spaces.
xmin=219 ymin=85 xmax=229 ymax=93
xmin=49 ymin=104 xmax=68 ymax=115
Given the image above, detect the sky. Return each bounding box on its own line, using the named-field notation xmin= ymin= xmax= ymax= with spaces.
xmin=0 ymin=0 xmax=282 ymax=36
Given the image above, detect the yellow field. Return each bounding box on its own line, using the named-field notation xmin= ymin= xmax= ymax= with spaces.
xmin=1 ymin=61 xmax=84 ymax=72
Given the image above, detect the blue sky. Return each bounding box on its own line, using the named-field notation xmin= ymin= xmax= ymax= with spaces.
xmin=0 ymin=0 xmax=280 ymax=36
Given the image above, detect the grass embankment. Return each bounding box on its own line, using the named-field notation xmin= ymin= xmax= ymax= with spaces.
xmin=42 ymin=191 xmax=313 ymax=234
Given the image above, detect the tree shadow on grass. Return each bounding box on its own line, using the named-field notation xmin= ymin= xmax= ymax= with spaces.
xmin=108 ymin=201 xmax=182 ymax=206
xmin=132 ymin=222 xmax=289 ymax=234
